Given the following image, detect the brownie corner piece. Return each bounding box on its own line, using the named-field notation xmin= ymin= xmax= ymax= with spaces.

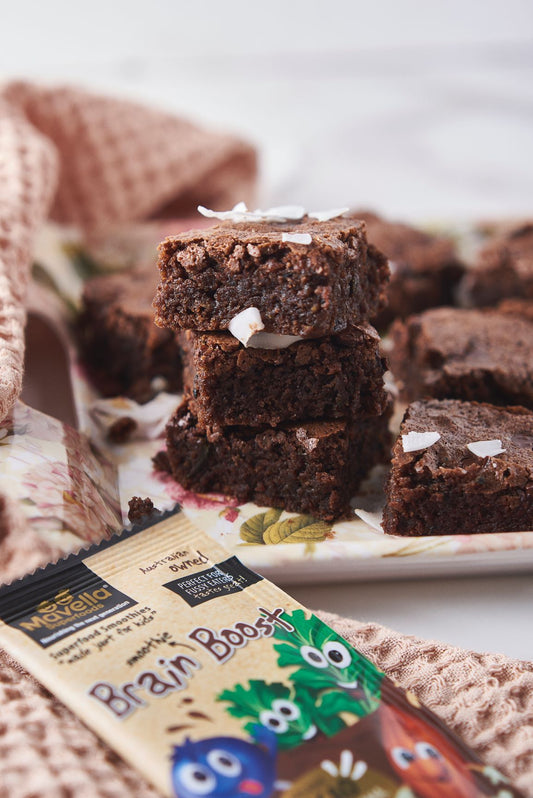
xmin=77 ymin=265 xmax=182 ymax=402
xmin=164 ymin=399 xmax=392 ymax=522
xmin=383 ymin=399 xmax=533 ymax=536
xmin=154 ymin=215 xmax=389 ymax=336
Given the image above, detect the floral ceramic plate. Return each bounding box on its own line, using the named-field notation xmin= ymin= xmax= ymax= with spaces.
xmin=2 ymin=222 xmax=531 ymax=585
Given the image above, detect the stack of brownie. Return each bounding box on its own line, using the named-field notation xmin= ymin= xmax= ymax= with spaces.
xmin=153 ymin=209 xmax=392 ymax=521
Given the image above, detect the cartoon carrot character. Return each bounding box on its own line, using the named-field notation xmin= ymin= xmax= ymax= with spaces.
xmin=379 ymin=702 xmax=508 ymax=798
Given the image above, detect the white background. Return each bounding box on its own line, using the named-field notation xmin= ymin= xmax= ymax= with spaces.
xmin=2 ymin=0 xmax=533 ymax=659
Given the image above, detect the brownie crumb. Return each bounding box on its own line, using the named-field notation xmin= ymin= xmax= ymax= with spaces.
xmin=128 ymin=496 xmax=156 ymax=524
xmin=107 ymin=416 xmax=138 ymax=443
xmin=152 ymin=450 xmax=171 ymax=473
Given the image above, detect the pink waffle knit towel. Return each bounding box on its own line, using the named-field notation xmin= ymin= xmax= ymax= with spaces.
xmin=0 ymin=81 xmax=257 ymax=422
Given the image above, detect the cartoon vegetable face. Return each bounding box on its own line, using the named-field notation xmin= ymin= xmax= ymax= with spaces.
xmin=273 ymin=610 xmax=383 ymax=716
xmin=218 ymin=681 xmax=319 ymax=750
xmin=379 ymin=703 xmax=479 ymax=798
xmin=170 ymin=727 xmax=277 ymax=798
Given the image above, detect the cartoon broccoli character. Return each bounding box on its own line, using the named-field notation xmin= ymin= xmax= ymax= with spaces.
xmin=218 ymin=680 xmax=346 ymax=749
xmin=273 ymin=609 xmax=384 ymax=717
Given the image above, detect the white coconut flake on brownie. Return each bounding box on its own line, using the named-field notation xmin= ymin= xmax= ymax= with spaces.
xmin=354 ymin=508 xmax=383 ymax=532
xmin=198 ymin=201 xmax=250 ymax=222
xmin=402 ymin=430 xmax=441 ymax=452
xmin=467 ymin=439 xmax=506 ymax=457
xmin=309 ymin=207 xmax=349 ymax=221
xmin=281 ymin=232 xmax=312 ymax=245
xmin=228 ymin=307 xmax=265 ymax=346
xmin=197 ymin=202 xmax=306 ymax=224
xmin=246 ymin=332 xmax=303 ymax=349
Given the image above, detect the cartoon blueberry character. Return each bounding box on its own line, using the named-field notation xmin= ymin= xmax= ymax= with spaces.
xmin=218 ymin=680 xmax=332 ymax=750
xmin=273 ymin=609 xmax=384 ymax=717
xmin=171 ymin=725 xmax=277 ymax=798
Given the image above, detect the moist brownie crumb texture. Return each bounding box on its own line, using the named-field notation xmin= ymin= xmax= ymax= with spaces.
xmin=156 ymin=210 xmax=392 ymax=521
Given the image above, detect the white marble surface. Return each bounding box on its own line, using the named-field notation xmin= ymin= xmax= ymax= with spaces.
xmin=3 ymin=0 xmax=533 ymax=660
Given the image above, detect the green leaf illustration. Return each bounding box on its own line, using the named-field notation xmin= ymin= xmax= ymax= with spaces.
xmin=239 ymin=508 xmax=282 ymax=543
xmin=263 ymin=515 xmax=331 ymax=544
xmin=217 ymin=679 xmax=319 ymax=750
xmin=273 ymin=609 xmax=385 ymax=720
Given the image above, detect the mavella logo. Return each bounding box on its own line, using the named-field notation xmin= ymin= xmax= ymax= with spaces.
xmin=28 ymin=585 xmax=115 ymax=630
xmin=0 ymin=563 xmax=137 ymax=648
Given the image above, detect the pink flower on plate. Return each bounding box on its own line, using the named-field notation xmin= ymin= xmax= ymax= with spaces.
xmin=154 ymin=469 xmax=240 ymax=512
xmin=218 ymin=507 xmax=241 ymax=523
xmin=62 ymin=424 xmax=117 ymax=489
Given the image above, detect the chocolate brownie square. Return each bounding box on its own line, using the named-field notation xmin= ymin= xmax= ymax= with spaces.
xmin=383 ymin=399 xmax=533 ymax=536
xmin=77 ymin=265 xmax=182 ymax=402
xmin=154 ymin=216 xmax=389 ymax=336
xmin=180 ymin=324 xmax=389 ymax=439
xmin=389 ymin=307 xmax=533 ymax=409
xmin=354 ymin=211 xmax=465 ymax=328
xmin=460 ymin=222 xmax=533 ymax=307
xmin=163 ymin=399 xmax=392 ymax=521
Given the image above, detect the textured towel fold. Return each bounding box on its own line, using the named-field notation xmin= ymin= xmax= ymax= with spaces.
xmin=0 ymin=81 xmax=257 ymax=422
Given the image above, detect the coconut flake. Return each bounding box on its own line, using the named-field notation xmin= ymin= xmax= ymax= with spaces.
xmin=265 ymin=205 xmax=305 ymax=220
xmin=402 ymin=431 xmax=441 ymax=453
xmin=467 ymin=439 xmax=506 ymax=458
xmin=296 ymin=428 xmax=320 ymax=452
xmin=281 ymin=232 xmax=312 ymax=245
xmin=197 ymin=202 xmax=251 ymax=222
xmin=309 ymin=207 xmax=349 ymax=222
xmin=354 ymin=508 xmax=383 ymax=532
xmin=197 ymin=202 xmax=305 ymax=224
xmin=246 ymin=332 xmax=303 ymax=349
xmin=228 ymin=307 xmax=265 ymax=346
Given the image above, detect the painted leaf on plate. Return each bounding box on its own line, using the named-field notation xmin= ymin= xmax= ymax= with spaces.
xmin=240 ymin=508 xmax=283 ymax=543
xmin=263 ymin=515 xmax=332 ymax=545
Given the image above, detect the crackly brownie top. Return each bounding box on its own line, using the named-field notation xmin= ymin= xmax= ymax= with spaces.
xmin=395 ymin=306 xmax=533 ymax=384
xmin=395 ymin=399 xmax=533 ymax=490
xmin=353 ymin=211 xmax=462 ymax=275
xmin=157 ymin=215 xmax=367 ymax=277
xmin=82 ymin=264 xmax=158 ymax=318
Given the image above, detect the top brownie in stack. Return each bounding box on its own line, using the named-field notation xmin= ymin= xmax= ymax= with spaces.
xmin=154 ymin=215 xmax=389 ymax=335
xmin=354 ymin=211 xmax=465 ymax=328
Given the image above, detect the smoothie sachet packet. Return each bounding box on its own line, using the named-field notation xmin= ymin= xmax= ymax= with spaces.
xmin=0 ymin=511 xmax=521 ymax=798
